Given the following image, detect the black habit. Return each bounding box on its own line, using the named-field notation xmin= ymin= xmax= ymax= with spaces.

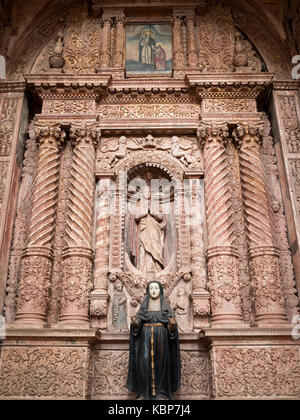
xmin=126 ymin=281 xmax=181 ymax=400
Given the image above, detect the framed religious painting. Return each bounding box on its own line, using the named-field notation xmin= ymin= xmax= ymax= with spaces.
xmin=125 ymin=24 xmax=173 ymax=76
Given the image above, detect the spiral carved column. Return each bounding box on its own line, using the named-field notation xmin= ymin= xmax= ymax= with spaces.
xmin=15 ymin=123 xmax=65 ymax=326
xmin=59 ymin=122 xmax=100 ymax=326
xmin=198 ymin=123 xmax=244 ymax=325
xmin=233 ymin=123 xmax=288 ymax=325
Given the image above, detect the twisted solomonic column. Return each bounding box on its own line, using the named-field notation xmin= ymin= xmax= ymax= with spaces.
xmin=15 ymin=122 xmax=65 ymax=326
xmin=59 ymin=122 xmax=100 ymax=326
xmin=233 ymin=123 xmax=288 ymax=325
xmin=198 ymin=123 xmax=244 ymax=325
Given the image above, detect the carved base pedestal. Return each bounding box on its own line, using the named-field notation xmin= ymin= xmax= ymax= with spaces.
xmin=59 ymin=249 xmax=93 ymax=327
xmin=207 ymin=327 xmax=300 ymax=400
xmin=0 ymin=328 xmax=99 ymax=399
xmin=250 ymin=247 xmax=288 ymax=326
xmin=1 ymin=328 xmax=299 ymax=399
xmin=207 ymin=247 xmax=245 ymax=326
xmin=14 ymin=249 xmax=53 ymax=328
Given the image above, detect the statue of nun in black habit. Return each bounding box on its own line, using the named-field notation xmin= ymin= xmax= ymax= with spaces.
xmin=126 ymin=281 xmax=181 ymax=400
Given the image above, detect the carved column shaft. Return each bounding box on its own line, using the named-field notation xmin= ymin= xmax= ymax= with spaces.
xmin=199 ymin=123 xmax=244 ymax=325
xmin=186 ymin=15 xmax=198 ymax=68
xmin=100 ymin=16 xmax=112 ymax=69
xmin=173 ymin=13 xmax=185 ymax=68
xmin=59 ymin=122 xmax=100 ymax=325
xmin=114 ymin=16 xmax=125 ymax=68
xmin=90 ymin=177 xmax=112 ymax=329
xmin=234 ymin=123 xmax=288 ymax=325
xmin=15 ymin=123 xmax=65 ymax=326
xmin=189 ymin=178 xmax=210 ymax=329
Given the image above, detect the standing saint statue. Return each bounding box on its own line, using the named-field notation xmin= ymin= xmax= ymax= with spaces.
xmin=126 ymin=281 xmax=181 ymax=400
xmin=112 ymin=279 xmax=128 ymax=332
xmin=129 ymin=178 xmax=166 ymax=273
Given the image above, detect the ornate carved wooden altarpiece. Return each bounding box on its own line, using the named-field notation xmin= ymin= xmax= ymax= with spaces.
xmin=0 ymin=0 xmax=300 ymax=400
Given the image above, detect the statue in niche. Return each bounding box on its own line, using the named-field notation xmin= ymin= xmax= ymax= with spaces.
xmin=129 ymin=172 xmax=166 ymax=274
xmin=126 ymin=281 xmax=181 ymax=400
xmin=171 ymin=287 xmax=192 ymax=333
xmin=112 ymin=279 xmax=128 ymax=332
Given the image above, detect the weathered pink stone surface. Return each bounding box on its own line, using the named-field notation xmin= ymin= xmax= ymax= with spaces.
xmin=0 ymin=0 xmax=299 ymax=400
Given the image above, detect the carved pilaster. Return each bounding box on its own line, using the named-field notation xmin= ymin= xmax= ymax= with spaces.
xmin=198 ymin=123 xmax=244 ymax=325
xmin=59 ymin=122 xmax=100 ymax=326
xmin=233 ymin=123 xmax=288 ymax=325
xmin=188 ymin=177 xmax=210 ymax=329
xmin=173 ymin=12 xmax=185 ymax=69
xmin=114 ymin=15 xmax=125 ymax=68
xmin=90 ymin=176 xmax=112 ymax=330
xmin=186 ymin=14 xmax=198 ymax=68
xmin=100 ymin=16 xmax=112 ymax=69
xmin=15 ymin=122 xmax=65 ymax=326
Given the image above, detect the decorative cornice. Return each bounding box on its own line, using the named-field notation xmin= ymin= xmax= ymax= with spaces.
xmin=91 ymin=0 xmax=205 ymax=16
xmin=4 ymin=327 xmax=102 ymax=342
xmin=25 ymin=74 xmax=112 ymax=100
xmin=186 ymin=73 xmax=274 ymax=100
xmin=0 ymin=81 xmax=26 ymax=94
xmin=205 ymin=326 xmax=295 ymax=338
xmin=272 ymin=81 xmax=300 ymax=91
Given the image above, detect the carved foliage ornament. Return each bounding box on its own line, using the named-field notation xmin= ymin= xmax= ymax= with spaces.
xmin=0 ymin=99 xmax=17 ymax=157
xmin=214 ymin=347 xmax=300 ymax=398
xmin=0 ymin=347 xmax=88 ymax=398
xmin=17 ymin=256 xmax=52 ymax=312
xmin=60 ymin=257 xmax=92 ymax=311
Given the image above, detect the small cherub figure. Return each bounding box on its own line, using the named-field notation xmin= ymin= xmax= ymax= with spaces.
xmin=110 ymin=136 xmax=127 ymax=166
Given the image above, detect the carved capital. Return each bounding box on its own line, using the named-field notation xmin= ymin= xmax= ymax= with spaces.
xmin=198 ymin=123 xmax=229 ymax=149
xmin=70 ymin=122 xmax=101 ymax=149
xmin=233 ymin=123 xmax=263 ymax=149
xmin=34 ymin=122 xmax=66 ymax=148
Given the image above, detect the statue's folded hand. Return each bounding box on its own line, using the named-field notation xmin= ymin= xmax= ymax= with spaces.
xmin=168 ymin=317 xmax=176 ymax=331
xmin=131 ymin=316 xmax=140 ymax=327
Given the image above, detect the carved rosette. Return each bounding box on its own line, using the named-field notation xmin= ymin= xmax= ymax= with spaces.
xmin=198 ymin=123 xmax=244 ymax=324
xmin=234 ymin=123 xmax=288 ymax=324
xmin=15 ymin=123 xmax=65 ymax=326
xmin=59 ymin=122 xmax=100 ymax=325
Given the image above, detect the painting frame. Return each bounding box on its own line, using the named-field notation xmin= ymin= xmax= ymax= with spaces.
xmin=125 ymin=23 xmax=173 ymax=77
